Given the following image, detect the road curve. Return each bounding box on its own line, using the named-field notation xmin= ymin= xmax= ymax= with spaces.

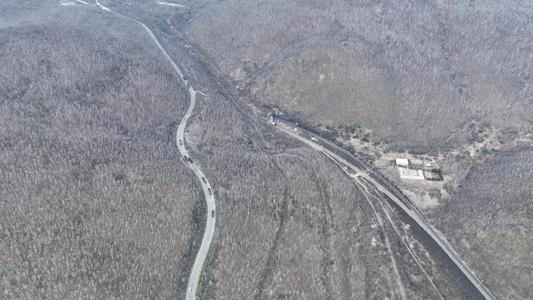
xmin=274 ymin=119 xmax=496 ymax=300
xmin=74 ymin=1 xmax=216 ymax=299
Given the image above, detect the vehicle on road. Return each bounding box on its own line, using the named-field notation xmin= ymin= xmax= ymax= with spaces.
xmin=202 ymin=176 xmax=207 ymax=183
xmin=82 ymin=3 xmax=217 ymax=299
xmin=212 ymin=210 xmax=215 ymax=218
xmin=208 ymin=188 xmax=212 ymax=195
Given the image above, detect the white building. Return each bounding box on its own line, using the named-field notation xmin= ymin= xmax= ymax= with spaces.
xmin=396 ymin=158 xmax=409 ymax=166
xmin=398 ymin=168 xmax=425 ymax=180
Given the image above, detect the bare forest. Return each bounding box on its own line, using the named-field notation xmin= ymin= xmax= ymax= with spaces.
xmin=1 ymin=2 xmax=201 ymax=299
xmin=437 ymin=148 xmax=533 ymax=298
xmin=105 ymin=0 xmax=531 ymax=298
xmin=2 ymin=0 xmax=532 ymax=299
xmin=181 ymin=0 xmax=533 ymax=150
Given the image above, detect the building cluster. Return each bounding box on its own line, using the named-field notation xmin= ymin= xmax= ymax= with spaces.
xmin=396 ymin=158 xmax=425 ymax=180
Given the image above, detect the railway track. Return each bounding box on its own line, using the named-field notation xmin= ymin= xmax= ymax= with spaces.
xmin=274 ymin=117 xmax=496 ymax=300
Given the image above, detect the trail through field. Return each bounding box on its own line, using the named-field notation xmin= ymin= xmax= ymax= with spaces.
xmin=351 ymin=176 xmax=407 ymax=300
xmin=352 ymin=175 xmax=445 ymax=300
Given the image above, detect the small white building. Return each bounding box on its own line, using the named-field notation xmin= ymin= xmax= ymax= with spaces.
xmin=396 ymin=158 xmax=409 ymax=167
xmin=399 ymin=168 xmax=425 ymax=180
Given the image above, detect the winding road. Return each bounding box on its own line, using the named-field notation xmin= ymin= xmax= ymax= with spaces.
xmin=74 ymin=1 xmax=216 ymax=299
xmin=70 ymin=1 xmax=494 ymax=299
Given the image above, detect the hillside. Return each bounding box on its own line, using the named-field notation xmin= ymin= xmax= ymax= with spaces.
xmin=1 ymin=1 xmax=467 ymax=299
xmin=2 ymin=0 xmax=532 ymax=299
xmin=437 ymin=148 xmax=533 ymax=298
xmin=174 ymin=1 xmax=532 ymax=298
xmin=179 ymin=0 xmax=533 ymax=151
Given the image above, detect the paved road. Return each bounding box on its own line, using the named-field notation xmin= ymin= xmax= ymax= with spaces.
xmin=177 ymin=79 xmax=216 ymax=300
xmin=75 ymin=1 xmax=216 ymax=299
xmin=275 ymin=120 xmax=496 ymax=300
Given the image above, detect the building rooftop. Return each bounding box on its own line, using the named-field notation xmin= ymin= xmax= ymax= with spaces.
xmin=396 ymin=158 xmax=409 ymax=166
xmin=399 ymin=167 xmax=424 ymax=180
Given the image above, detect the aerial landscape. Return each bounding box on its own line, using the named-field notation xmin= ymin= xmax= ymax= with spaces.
xmin=0 ymin=0 xmax=531 ymax=299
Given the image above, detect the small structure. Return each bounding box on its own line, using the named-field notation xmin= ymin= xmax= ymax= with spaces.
xmin=272 ymin=108 xmax=285 ymax=118
xmin=398 ymin=168 xmax=424 ymax=180
xmin=268 ymin=113 xmax=275 ymax=125
xmin=396 ymin=158 xmax=409 ymax=167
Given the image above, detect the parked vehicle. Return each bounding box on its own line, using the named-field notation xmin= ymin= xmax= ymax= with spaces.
xmin=202 ymin=177 xmax=207 ymax=183
xmin=208 ymin=188 xmax=212 ymax=195
xmin=212 ymin=210 xmax=215 ymax=217
xmin=179 ymin=139 xmax=182 ymax=145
